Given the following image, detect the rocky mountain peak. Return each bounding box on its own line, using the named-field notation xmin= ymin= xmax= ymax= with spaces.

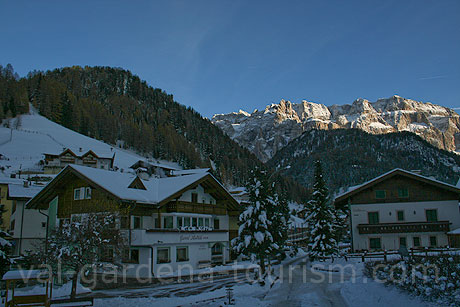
xmin=211 ymin=96 xmax=460 ymax=162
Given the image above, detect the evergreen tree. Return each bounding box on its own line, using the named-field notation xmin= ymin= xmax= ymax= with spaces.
xmin=305 ymin=160 xmax=339 ymax=259
xmin=267 ymin=187 xmax=290 ymax=260
xmin=232 ymin=168 xmax=281 ymax=277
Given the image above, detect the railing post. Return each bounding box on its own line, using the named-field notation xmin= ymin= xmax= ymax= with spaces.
xmin=384 ymin=250 xmax=387 ymax=263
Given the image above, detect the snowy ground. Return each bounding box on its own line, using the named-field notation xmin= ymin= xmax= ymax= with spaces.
xmin=85 ymin=256 xmax=436 ymax=306
xmin=0 ymin=109 xmax=179 ymax=174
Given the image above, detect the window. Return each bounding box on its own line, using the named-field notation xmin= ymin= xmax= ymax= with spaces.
xmin=211 ymin=243 xmax=224 ymax=255
xmin=426 ymin=209 xmax=438 ymax=222
xmin=74 ymin=188 xmax=81 ymax=200
xmin=154 ymin=218 xmax=159 ymax=228
xmin=375 ymin=190 xmax=386 ymax=199
xmin=177 ymin=216 xmax=183 ymax=228
xmin=205 ymin=218 xmax=210 ymax=227
xmin=176 ymin=246 xmax=188 ymax=262
xmin=9 ymin=220 xmax=15 ymax=232
xmin=12 ymin=202 xmax=16 ymax=214
xmin=184 ymin=217 xmax=191 ymax=227
xmin=133 ymin=216 xmax=142 ymax=229
xmin=397 ymin=210 xmax=405 ymax=221
xmin=429 ymin=236 xmax=437 ymax=247
xmin=198 ymin=218 xmax=204 ymax=227
xmin=413 ymin=237 xmax=421 ymax=247
xmin=368 ymin=212 xmax=379 ymax=224
xmin=192 ymin=217 xmax=198 ymax=227
xmin=398 ymin=187 xmax=409 ymax=198
xmin=399 ymin=237 xmax=407 ymax=247
xmin=120 ymin=216 xmax=129 ymax=229
xmin=214 ymin=218 xmax=220 ymax=230
xmin=85 ymin=187 xmax=92 ymax=199
xmin=157 ymin=247 xmax=170 ymax=263
xmin=41 ymin=222 xmax=46 ymax=228
xmin=369 ymin=238 xmax=381 ymax=249
xmin=122 ymin=248 xmax=139 ymax=264
xmin=164 ymin=216 xmax=173 ymax=229
xmin=191 ymin=193 xmax=198 ymax=203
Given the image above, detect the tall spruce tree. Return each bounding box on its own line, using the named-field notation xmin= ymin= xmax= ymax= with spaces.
xmin=232 ymin=168 xmax=284 ymax=276
xmin=305 ymin=160 xmax=339 ymax=259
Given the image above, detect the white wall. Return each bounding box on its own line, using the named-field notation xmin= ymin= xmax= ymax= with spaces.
xmin=178 ymin=184 xmax=216 ymax=204
xmin=351 ymin=200 xmax=460 ymax=251
xmin=10 ymin=200 xmax=47 ymax=254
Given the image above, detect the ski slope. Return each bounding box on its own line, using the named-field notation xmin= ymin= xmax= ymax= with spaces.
xmin=0 ymin=108 xmax=179 ymax=174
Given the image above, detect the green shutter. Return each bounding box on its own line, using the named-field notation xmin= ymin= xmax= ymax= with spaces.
xmin=398 ymin=188 xmax=409 ymax=198
xmin=368 ymin=212 xmax=379 ymax=224
xmin=375 ymin=190 xmax=386 ymax=199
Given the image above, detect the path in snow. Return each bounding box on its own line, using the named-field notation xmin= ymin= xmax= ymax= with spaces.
xmin=82 ymin=272 xmax=251 ymax=300
xmin=264 ymin=257 xmax=348 ymax=307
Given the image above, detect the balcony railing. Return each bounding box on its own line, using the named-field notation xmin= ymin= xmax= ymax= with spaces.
xmin=167 ymin=201 xmax=226 ymax=215
xmin=357 ymin=221 xmax=450 ymax=234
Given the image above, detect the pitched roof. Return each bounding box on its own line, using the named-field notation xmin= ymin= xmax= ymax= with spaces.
xmin=8 ymin=184 xmax=43 ymax=200
xmin=27 ymin=164 xmax=238 ymax=209
xmin=334 ymin=168 xmax=460 ymax=204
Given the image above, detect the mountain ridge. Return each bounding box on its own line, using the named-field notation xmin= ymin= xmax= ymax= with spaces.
xmin=212 ymin=95 xmax=460 ymax=162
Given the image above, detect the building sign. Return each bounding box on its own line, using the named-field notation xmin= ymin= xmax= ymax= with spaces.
xmin=179 ymin=234 xmax=210 ymax=242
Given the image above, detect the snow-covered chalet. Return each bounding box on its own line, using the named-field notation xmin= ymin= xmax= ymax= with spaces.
xmin=334 ymin=169 xmax=460 ymax=252
xmin=26 ymin=164 xmax=240 ymax=277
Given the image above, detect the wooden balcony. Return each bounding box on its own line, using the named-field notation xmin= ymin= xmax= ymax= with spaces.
xmin=357 ymin=221 xmax=450 ymax=234
xmin=166 ymin=201 xmax=227 ymax=215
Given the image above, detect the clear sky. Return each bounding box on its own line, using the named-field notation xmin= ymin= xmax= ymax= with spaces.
xmin=1 ymin=0 xmax=459 ymax=118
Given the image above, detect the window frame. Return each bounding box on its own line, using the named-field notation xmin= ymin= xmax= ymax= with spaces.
xmin=85 ymin=187 xmax=92 ymax=199
xmin=132 ymin=216 xmax=142 ymax=229
xmin=399 ymin=237 xmax=407 ymax=248
xmin=157 ymin=247 xmax=171 ymax=264
xmin=191 ymin=193 xmax=198 ymax=203
xmin=375 ymin=190 xmax=386 ymax=199
xmin=425 ymin=209 xmax=438 ymax=222
xmin=164 ymin=216 xmax=173 ymax=229
xmin=74 ymin=188 xmax=81 ymax=200
xmin=369 ymin=237 xmax=381 ymax=250
xmin=367 ymin=212 xmax=380 ymax=224
xmin=396 ymin=210 xmax=405 ymax=222
xmin=413 ymin=236 xmax=421 ymax=247
xmin=176 ymin=246 xmax=189 ymax=262
xmin=213 ymin=218 xmax=220 ymax=230
xmin=429 ymin=236 xmax=437 ymax=247
xmin=397 ymin=187 xmax=409 ymax=198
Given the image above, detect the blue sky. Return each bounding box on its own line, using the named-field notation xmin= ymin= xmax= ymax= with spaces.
xmin=1 ymin=0 xmax=459 ymax=118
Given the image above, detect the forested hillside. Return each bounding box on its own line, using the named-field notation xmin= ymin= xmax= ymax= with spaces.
xmin=267 ymin=129 xmax=460 ymax=195
xmin=0 ymin=65 xmax=306 ymax=200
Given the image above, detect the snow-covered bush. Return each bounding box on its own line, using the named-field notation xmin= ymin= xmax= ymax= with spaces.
xmin=0 ymin=230 xmax=14 ymax=276
xmin=365 ymin=254 xmax=460 ymax=306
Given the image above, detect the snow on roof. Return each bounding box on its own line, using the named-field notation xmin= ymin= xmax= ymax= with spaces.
xmin=290 ymin=215 xmax=305 ymax=227
xmin=448 ymin=228 xmax=460 ymax=235
xmin=172 ymin=168 xmax=210 ymax=176
xmin=45 ymin=147 xmax=114 ymax=159
xmin=66 ymin=165 xmax=208 ymax=205
xmin=2 ymin=270 xmax=49 ymax=281
xmin=0 ymin=176 xmax=24 ymax=185
xmin=335 ymin=168 xmax=460 ymax=201
xmin=8 ymin=184 xmax=43 ymax=199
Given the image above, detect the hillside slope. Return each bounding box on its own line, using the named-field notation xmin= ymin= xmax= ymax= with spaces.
xmin=0 ymin=107 xmax=175 ymax=173
xmin=0 ymin=65 xmax=307 ymax=200
xmin=212 ymin=96 xmax=460 ymax=162
xmin=266 ymin=129 xmax=460 ymax=195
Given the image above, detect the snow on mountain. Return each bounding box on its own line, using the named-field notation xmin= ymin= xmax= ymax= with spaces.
xmin=0 ymin=107 xmax=180 ymax=175
xmin=212 ymin=95 xmax=460 ymax=162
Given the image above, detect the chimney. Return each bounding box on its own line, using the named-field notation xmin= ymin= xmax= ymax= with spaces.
xmin=79 ymin=147 xmax=83 ymax=152
xmin=23 ymin=181 xmax=29 ymax=188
